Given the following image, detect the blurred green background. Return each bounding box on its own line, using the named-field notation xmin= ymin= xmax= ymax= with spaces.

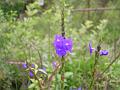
xmin=0 ymin=0 xmax=120 ymax=90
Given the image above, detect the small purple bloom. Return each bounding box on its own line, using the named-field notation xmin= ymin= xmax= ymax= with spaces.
xmin=100 ymin=50 xmax=108 ymax=56
xmin=29 ymin=71 xmax=34 ymax=77
xmin=22 ymin=63 xmax=27 ymax=69
xmin=31 ymin=64 xmax=35 ymax=68
xmin=52 ymin=61 xmax=57 ymax=69
xmin=70 ymin=87 xmax=72 ymax=90
xmin=69 ymin=87 xmax=82 ymax=90
xmin=78 ymin=87 xmax=82 ymax=90
xmin=89 ymin=42 xmax=95 ymax=55
xmin=42 ymin=67 xmax=46 ymax=71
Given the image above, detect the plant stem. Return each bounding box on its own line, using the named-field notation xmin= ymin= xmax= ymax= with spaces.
xmin=90 ymin=45 xmax=100 ymax=90
xmin=61 ymin=7 xmax=65 ymax=38
xmin=55 ymin=74 xmax=58 ymax=90
xmin=60 ymin=6 xmax=65 ymax=90
xmin=60 ymin=57 xmax=65 ymax=90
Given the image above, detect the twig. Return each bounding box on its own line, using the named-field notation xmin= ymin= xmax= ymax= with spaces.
xmin=28 ymin=67 xmax=43 ymax=89
xmin=6 ymin=61 xmax=24 ymax=64
xmin=47 ymin=62 xmax=62 ymax=89
xmin=30 ymin=41 xmax=43 ymax=68
xmin=72 ymin=7 xmax=120 ymax=12
xmin=99 ymin=52 xmax=120 ymax=77
xmin=48 ymin=63 xmax=61 ymax=82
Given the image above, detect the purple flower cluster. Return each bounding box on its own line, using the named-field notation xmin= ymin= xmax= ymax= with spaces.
xmin=22 ymin=63 xmax=35 ymax=69
xmin=22 ymin=63 xmax=35 ymax=77
xmin=53 ymin=35 xmax=73 ymax=57
xmin=89 ymin=42 xmax=108 ymax=56
xmin=22 ymin=63 xmax=46 ymax=78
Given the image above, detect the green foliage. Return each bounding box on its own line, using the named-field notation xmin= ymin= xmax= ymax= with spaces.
xmin=0 ymin=60 xmax=21 ymax=90
xmin=28 ymin=79 xmax=40 ymax=90
xmin=0 ymin=0 xmax=120 ymax=90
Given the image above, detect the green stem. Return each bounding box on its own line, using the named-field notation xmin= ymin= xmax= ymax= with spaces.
xmin=90 ymin=45 xmax=100 ymax=90
xmin=55 ymin=74 xmax=58 ymax=90
xmin=60 ymin=57 xmax=65 ymax=90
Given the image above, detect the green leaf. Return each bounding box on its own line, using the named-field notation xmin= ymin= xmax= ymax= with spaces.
xmin=64 ymin=72 xmax=73 ymax=78
xmin=38 ymin=69 xmax=47 ymax=75
xmin=28 ymin=83 xmax=36 ymax=89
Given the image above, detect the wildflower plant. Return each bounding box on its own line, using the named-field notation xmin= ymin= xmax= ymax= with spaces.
xmin=0 ymin=0 xmax=120 ymax=89
xmin=88 ymin=41 xmax=110 ymax=89
xmin=20 ymin=16 xmax=114 ymax=90
xmin=17 ymin=1 xmax=120 ymax=90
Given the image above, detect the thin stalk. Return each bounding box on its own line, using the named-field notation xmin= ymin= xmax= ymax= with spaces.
xmin=87 ymin=0 xmax=90 ymax=19
xmin=46 ymin=58 xmax=66 ymax=89
xmin=60 ymin=7 xmax=65 ymax=90
xmin=47 ymin=62 xmax=62 ymax=89
xmin=55 ymin=74 xmax=58 ymax=90
xmin=30 ymin=42 xmax=43 ymax=68
xmin=72 ymin=7 xmax=120 ymax=12
xmin=37 ymin=50 xmax=43 ymax=68
xmin=98 ymin=52 xmax=120 ymax=78
xmin=61 ymin=8 xmax=65 ymax=38
xmin=48 ymin=63 xmax=61 ymax=81
xmin=90 ymin=45 xmax=101 ymax=90
xmin=60 ymin=57 xmax=65 ymax=90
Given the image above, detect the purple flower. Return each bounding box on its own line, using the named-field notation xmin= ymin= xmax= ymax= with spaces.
xmin=29 ymin=71 xmax=34 ymax=77
xmin=53 ymin=34 xmax=73 ymax=57
xmin=78 ymin=87 xmax=82 ymax=90
xmin=100 ymin=50 xmax=108 ymax=56
xmin=52 ymin=61 xmax=57 ymax=69
xmin=70 ymin=87 xmax=72 ymax=90
xmin=42 ymin=67 xmax=46 ymax=71
xmin=69 ymin=87 xmax=82 ymax=90
xmin=31 ymin=64 xmax=35 ymax=68
xmin=89 ymin=42 xmax=95 ymax=55
xmin=22 ymin=63 xmax=27 ymax=69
